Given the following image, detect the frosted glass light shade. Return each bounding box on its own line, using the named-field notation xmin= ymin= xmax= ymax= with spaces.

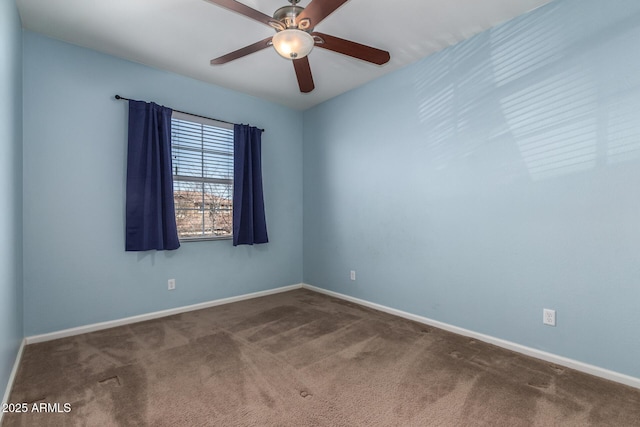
xmin=272 ymin=29 xmax=314 ymax=60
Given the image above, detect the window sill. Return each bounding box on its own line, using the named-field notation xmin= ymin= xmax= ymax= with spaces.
xmin=179 ymin=236 xmax=232 ymax=243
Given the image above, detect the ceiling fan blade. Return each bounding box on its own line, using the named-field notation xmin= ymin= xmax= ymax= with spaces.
xmin=293 ymin=57 xmax=315 ymax=93
xmin=203 ymin=0 xmax=275 ymax=27
xmin=296 ymin=0 xmax=349 ymax=28
xmin=312 ymin=32 xmax=390 ymax=65
xmin=210 ymin=36 xmax=273 ymax=64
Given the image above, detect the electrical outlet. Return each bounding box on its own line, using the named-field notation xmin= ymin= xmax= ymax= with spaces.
xmin=543 ymin=308 xmax=556 ymax=326
xmin=350 ymin=270 xmax=356 ymax=281
xmin=168 ymin=279 xmax=176 ymax=291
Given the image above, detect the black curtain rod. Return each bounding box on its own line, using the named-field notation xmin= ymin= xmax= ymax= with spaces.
xmin=115 ymin=95 xmax=264 ymax=132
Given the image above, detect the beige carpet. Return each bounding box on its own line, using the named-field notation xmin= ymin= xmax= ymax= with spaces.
xmin=3 ymin=289 xmax=640 ymax=426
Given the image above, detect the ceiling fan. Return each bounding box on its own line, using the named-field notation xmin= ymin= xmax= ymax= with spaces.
xmin=205 ymin=0 xmax=391 ymax=93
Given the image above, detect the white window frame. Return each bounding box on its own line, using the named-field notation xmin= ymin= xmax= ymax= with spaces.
xmin=171 ymin=111 xmax=234 ymax=241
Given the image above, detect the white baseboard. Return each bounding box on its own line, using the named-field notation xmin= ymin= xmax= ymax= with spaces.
xmin=302 ymin=283 xmax=640 ymax=390
xmin=1 ymin=338 xmax=26 ymax=424
xmin=26 ymin=284 xmax=303 ymax=344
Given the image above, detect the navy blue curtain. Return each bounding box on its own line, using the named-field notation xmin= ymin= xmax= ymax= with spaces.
xmin=125 ymin=100 xmax=180 ymax=251
xmin=233 ymin=124 xmax=268 ymax=246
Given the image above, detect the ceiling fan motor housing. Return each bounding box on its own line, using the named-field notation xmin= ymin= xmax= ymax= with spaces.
xmin=273 ymin=4 xmax=312 ymax=31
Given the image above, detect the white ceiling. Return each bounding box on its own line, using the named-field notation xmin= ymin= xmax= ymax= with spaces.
xmin=17 ymin=0 xmax=553 ymax=110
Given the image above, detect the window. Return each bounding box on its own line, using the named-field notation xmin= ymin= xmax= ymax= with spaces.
xmin=171 ymin=112 xmax=234 ymax=240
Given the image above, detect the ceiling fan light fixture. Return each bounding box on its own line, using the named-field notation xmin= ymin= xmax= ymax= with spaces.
xmin=272 ymin=29 xmax=314 ymax=60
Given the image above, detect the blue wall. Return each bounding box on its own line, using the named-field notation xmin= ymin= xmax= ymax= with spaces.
xmin=22 ymin=32 xmax=303 ymax=336
xmin=0 ymin=0 xmax=23 ymax=399
xmin=303 ymin=0 xmax=640 ymax=378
